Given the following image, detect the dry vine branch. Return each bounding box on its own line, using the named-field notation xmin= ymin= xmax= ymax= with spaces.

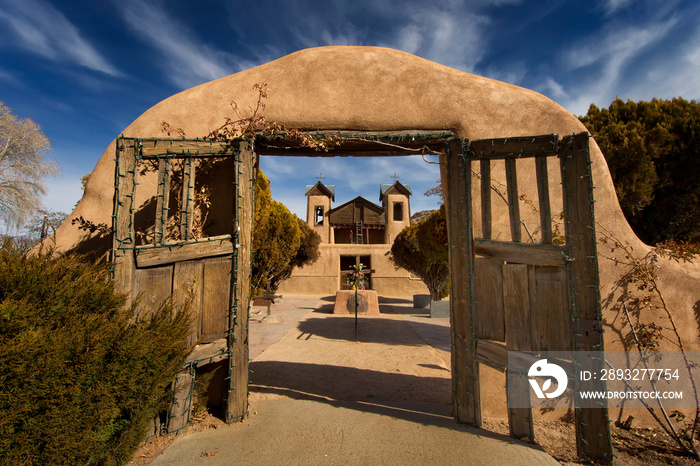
xmin=598 ymin=224 xmax=700 ymax=459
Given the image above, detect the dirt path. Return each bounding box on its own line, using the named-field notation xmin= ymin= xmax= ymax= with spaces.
xmin=141 ymin=296 xmax=558 ymax=465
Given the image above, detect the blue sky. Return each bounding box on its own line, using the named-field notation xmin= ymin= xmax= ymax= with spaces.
xmin=1 ymin=0 xmax=699 ymax=224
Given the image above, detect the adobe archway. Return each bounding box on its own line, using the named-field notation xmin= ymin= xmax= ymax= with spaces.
xmin=53 ymin=47 xmax=700 ymax=464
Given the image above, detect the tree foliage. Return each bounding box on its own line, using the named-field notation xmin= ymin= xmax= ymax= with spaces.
xmin=390 ymin=205 xmax=449 ymax=300
xmin=0 ymin=240 xmax=191 ymax=464
xmin=269 ymin=216 xmax=321 ymax=291
xmin=0 ymin=102 xmax=57 ymax=229
xmin=251 ymin=170 xmax=321 ymax=293
xmin=580 ymin=97 xmax=700 ymax=243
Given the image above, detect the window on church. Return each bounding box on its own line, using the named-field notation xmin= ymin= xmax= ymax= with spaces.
xmin=315 ymin=206 xmax=324 ymax=225
xmin=393 ymin=202 xmax=403 ymax=221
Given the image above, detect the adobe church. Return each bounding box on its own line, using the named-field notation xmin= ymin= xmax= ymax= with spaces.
xmin=276 ymin=178 xmax=430 ymax=297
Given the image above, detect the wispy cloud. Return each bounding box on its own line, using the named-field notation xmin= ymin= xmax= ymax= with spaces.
xmin=636 ymin=27 xmax=700 ymax=100
xmin=381 ymin=4 xmax=489 ymax=73
xmin=259 ymin=153 xmax=440 ymax=218
xmin=561 ymin=16 xmax=679 ymax=114
xmin=285 ymin=0 xmax=495 ymax=73
xmin=0 ymin=68 xmax=22 ymax=88
xmin=601 ymin=0 xmax=632 ymax=16
xmin=115 ymin=0 xmax=256 ymax=89
xmin=0 ymin=0 xmax=119 ymax=76
xmin=540 ymin=77 xmax=569 ymax=101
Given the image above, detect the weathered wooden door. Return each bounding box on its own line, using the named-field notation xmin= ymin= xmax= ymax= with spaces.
xmin=111 ymin=137 xmax=255 ymax=430
xmin=443 ymin=133 xmax=612 ymax=463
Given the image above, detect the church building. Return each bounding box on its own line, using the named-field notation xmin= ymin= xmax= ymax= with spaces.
xmin=276 ymin=179 xmax=430 ymax=297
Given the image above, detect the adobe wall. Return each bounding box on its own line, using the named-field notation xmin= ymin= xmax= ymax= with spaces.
xmin=277 ymin=243 xmax=429 ymax=297
xmin=51 ymin=46 xmax=700 ymax=424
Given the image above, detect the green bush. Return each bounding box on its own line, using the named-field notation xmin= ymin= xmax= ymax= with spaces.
xmin=0 ymin=240 xmax=191 ymax=464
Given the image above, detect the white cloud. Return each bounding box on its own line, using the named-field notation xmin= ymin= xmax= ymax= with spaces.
xmin=0 ymin=0 xmax=119 ymax=76
xmin=115 ymin=0 xmax=258 ymax=89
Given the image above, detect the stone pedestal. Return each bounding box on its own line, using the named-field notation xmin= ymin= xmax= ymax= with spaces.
xmin=333 ymin=290 xmax=380 ymax=315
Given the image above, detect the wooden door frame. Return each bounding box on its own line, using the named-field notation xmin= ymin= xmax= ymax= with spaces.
xmin=111 ymin=131 xmax=610 ymax=463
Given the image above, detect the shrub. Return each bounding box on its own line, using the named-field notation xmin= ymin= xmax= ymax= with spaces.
xmin=390 ymin=206 xmax=450 ymax=300
xmin=0 ymin=239 xmax=191 ymax=464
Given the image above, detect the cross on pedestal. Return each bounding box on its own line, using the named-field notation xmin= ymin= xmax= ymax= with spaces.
xmin=253 ymin=282 xmax=282 ymax=323
xmin=341 ymin=267 xmax=375 ymax=340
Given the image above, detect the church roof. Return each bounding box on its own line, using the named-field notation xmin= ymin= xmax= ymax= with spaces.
xmin=379 ymin=181 xmax=412 ymax=201
xmin=328 ymin=196 xmax=386 ymax=226
xmin=305 ymin=182 xmax=335 ymax=201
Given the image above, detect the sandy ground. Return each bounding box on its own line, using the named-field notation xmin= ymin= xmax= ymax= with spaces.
xmin=137 ymin=296 xmax=559 ymax=465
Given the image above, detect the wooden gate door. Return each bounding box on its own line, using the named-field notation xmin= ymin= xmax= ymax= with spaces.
xmin=444 ymin=133 xmax=612 ymax=463
xmin=111 ymin=137 xmax=255 ymax=431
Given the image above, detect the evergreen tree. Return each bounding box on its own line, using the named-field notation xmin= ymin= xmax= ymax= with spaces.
xmin=251 ymin=171 xmax=321 ymax=293
xmin=390 ymin=206 xmax=449 ymax=300
xmin=581 ymin=97 xmax=700 ymax=243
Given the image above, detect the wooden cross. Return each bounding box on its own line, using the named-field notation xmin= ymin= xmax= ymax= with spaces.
xmin=390 ymin=172 xmax=400 ymax=182
xmin=340 ymin=267 xmax=376 ymax=340
xmin=253 ymin=282 xmax=282 ymax=321
xmin=316 ymin=172 xmax=326 ymax=181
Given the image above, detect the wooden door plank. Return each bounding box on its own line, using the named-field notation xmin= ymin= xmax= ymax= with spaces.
xmin=132 ymin=266 xmax=173 ymax=321
xmin=535 ymin=156 xmax=553 ymax=244
xmin=469 ymin=135 xmax=558 ymax=159
xmin=201 ymin=256 xmax=232 ymax=342
xmin=180 ymin=157 xmax=195 ymax=241
xmin=503 ymin=263 xmax=531 ymax=351
xmin=112 ymin=138 xmax=137 ymax=307
xmin=135 ymin=235 xmax=234 ymax=267
xmin=480 ymin=159 xmax=492 ymax=239
xmin=560 ymin=134 xmax=612 ymax=464
xmin=507 ymin=370 xmax=535 ymax=443
xmin=166 ymin=365 xmax=194 ymax=434
xmin=530 ymin=267 xmax=571 ymax=351
xmin=474 ymin=239 xmax=565 ymax=267
xmin=139 ymin=139 xmax=229 ymax=156
xmin=155 ymin=158 xmax=171 ymax=245
xmin=227 ymin=141 xmax=255 ymax=423
xmin=474 ymin=256 xmax=505 ymax=341
xmin=445 ymin=139 xmax=481 ymax=426
xmin=173 ymin=260 xmax=204 ymax=347
xmin=475 ymin=339 xmax=507 ymax=369
xmin=505 ymin=158 xmax=521 ymax=242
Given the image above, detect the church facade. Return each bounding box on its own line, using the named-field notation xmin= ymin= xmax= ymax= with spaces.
xmin=276 ymin=180 xmax=430 ymax=297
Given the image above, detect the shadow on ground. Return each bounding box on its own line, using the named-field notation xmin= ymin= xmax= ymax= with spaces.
xmin=250 ymin=360 xmax=451 ymax=404
xmin=248 ymin=363 xmax=548 ymax=456
xmin=296 ymin=315 xmax=444 ymax=346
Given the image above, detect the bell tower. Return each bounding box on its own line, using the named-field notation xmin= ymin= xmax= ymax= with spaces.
xmin=380 ymin=179 xmax=412 ymax=243
xmin=305 ymin=177 xmax=335 ymax=243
